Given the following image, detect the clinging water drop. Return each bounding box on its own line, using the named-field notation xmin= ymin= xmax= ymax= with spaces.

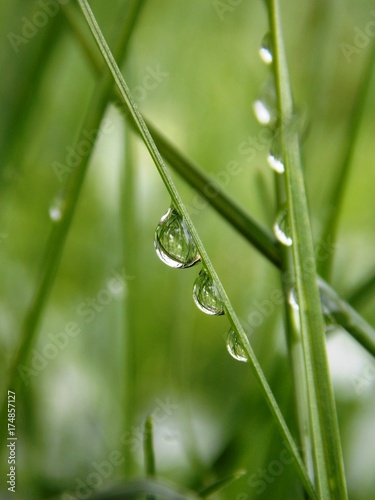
xmin=226 ymin=329 xmax=247 ymax=363
xmin=193 ymin=269 xmax=225 ymax=316
xmin=154 ymin=207 xmax=201 ymax=269
xmin=259 ymin=32 xmax=273 ymax=64
xmin=273 ymin=210 xmax=292 ymax=247
xmin=253 ymin=77 xmax=277 ymax=126
xmin=267 ymin=137 xmax=285 ymax=174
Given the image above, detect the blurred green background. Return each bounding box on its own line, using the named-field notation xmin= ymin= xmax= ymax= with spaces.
xmin=0 ymin=0 xmax=375 ymax=498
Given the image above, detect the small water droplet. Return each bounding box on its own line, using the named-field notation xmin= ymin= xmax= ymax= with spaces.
xmin=226 ymin=329 xmax=247 ymax=363
xmin=273 ymin=210 xmax=292 ymax=247
xmin=193 ymin=269 xmax=225 ymax=316
xmin=267 ymin=138 xmax=285 ymax=173
xmin=253 ymin=77 xmax=277 ymax=126
xmin=49 ymin=191 xmax=66 ymax=222
xmin=259 ymin=33 xmax=273 ymax=64
xmin=288 ymin=287 xmax=299 ymax=311
xmin=154 ymin=207 xmax=201 ymax=269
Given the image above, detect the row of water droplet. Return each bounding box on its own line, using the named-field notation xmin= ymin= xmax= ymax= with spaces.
xmin=255 ymin=33 xmax=294 ymax=248
xmin=154 ymin=206 xmax=247 ymax=362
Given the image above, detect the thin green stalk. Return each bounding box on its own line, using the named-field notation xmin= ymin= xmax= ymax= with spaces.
xmin=77 ymin=1 xmax=315 ymax=496
xmin=0 ymin=0 xmax=146 ymax=435
xmin=198 ymin=470 xmax=246 ymax=498
xmin=143 ymin=417 xmax=156 ymax=476
xmin=268 ymin=0 xmax=347 ymax=497
xmin=319 ymin=40 xmax=375 ymax=281
xmin=62 ymin=2 xmax=375 ymax=359
xmin=143 ymin=417 xmax=156 ymax=500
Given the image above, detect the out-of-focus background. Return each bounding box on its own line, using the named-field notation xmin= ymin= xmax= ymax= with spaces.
xmin=0 ymin=0 xmax=375 ymax=498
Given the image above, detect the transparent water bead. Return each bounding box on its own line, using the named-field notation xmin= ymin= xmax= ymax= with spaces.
xmin=273 ymin=210 xmax=292 ymax=247
xmin=226 ymin=329 xmax=247 ymax=363
xmin=154 ymin=207 xmax=201 ymax=269
xmin=49 ymin=191 xmax=66 ymax=222
xmin=259 ymin=32 xmax=273 ymax=64
xmin=193 ymin=269 xmax=225 ymax=316
xmin=267 ymin=138 xmax=285 ymax=174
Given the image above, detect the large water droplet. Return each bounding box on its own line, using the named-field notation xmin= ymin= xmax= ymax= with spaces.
xmin=253 ymin=78 xmax=277 ymax=126
xmin=273 ymin=210 xmax=292 ymax=247
xmin=154 ymin=207 xmax=200 ymax=269
xmin=226 ymin=329 xmax=247 ymax=363
xmin=259 ymin=32 xmax=273 ymax=64
xmin=49 ymin=191 xmax=66 ymax=222
xmin=267 ymin=138 xmax=285 ymax=173
xmin=193 ymin=269 xmax=225 ymax=316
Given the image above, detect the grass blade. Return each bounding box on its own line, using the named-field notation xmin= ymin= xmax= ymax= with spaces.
xmin=77 ymin=0 xmax=315 ymax=495
xmin=198 ymin=470 xmax=246 ymax=498
xmin=268 ymin=0 xmax=347 ymax=496
xmin=144 ymin=417 xmax=156 ymax=476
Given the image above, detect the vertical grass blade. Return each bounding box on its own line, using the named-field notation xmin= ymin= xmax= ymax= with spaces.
xmin=268 ymin=0 xmax=348 ymax=496
xmin=77 ymin=1 xmax=315 ymax=495
xmin=143 ymin=417 xmax=156 ymax=477
xmin=143 ymin=416 xmax=156 ymax=500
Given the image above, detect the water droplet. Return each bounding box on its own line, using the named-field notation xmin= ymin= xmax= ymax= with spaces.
xmin=193 ymin=269 xmax=225 ymax=316
xmin=273 ymin=210 xmax=292 ymax=247
xmin=154 ymin=207 xmax=201 ymax=269
xmin=259 ymin=33 xmax=273 ymax=64
xmin=226 ymin=329 xmax=247 ymax=363
xmin=288 ymin=287 xmax=299 ymax=311
xmin=49 ymin=191 xmax=66 ymax=222
xmin=253 ymin=77 xmax=277 ymax=126
xmin=267 ymin=138 xmax=285 ymax=173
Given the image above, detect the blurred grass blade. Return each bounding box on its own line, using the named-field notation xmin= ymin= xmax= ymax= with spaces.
xmin=0 ymin=0 xmax=146 ymax=429
xmin=143 ymin=417 xmax=156 ymax=500
xmin=198 ymin=470 xmax=246 ymax=498
xmin=63 ymin=3 xmax=375 ymax=360
xmin=77 ymin=1 xmax=315 ymax=495
xmin=1 ymin=5 xmax=63 ymax=171
xmin=319 ymin=40 xmax=375 ymax=281
xmin=88 ymin=479 xmax=199 ymax=500
xmin=144 ymin=417 xmax=156 ymax=476
xmin=268 ymin=0 xmax=347 ymax=496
